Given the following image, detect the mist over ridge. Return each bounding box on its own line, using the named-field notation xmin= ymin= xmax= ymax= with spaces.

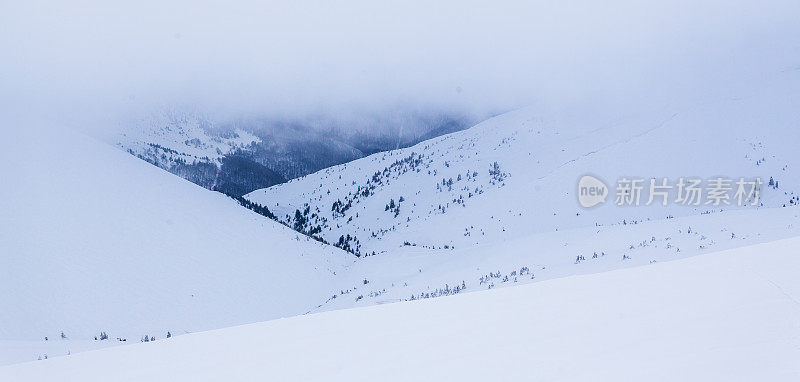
xmin=3 ymin=0 xmax=798 ymax=132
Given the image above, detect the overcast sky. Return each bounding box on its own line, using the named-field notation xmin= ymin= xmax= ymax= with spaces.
xmin=2 ymin=0 xmax=799 ymax=129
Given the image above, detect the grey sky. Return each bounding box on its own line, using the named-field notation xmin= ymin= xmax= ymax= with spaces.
xmin=2 ymin=0 xmax=799 ymax=128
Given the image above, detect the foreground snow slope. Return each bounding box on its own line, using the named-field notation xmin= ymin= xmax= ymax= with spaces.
xmin=0 ymin=124 xmax=351 ymax=362
xmin=247 ymin=72 xmax=800 ymax=255
xmin=4 ymin=237 xmax=799 ymax=381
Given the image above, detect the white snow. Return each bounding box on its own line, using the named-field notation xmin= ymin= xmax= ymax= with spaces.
xmin=4 ymin=72 xmax=800 ymax=364
xmin=246 ymin=71 xmax=800 ymax=256
xmin=0 ymin=123 xmax=351 ymax=363
xmin=110 ymin=109 xmax=261 ymax=185
xmin=307 ymin=205 xmax=800 ymax=314
xmin=3 ymin=237 xmax=799 ymax=381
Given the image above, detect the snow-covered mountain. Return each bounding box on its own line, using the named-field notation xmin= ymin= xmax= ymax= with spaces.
xmin=115 ymin=110 xmax=477 ymax=196
xmin=300 ymin=204 xmax=800 ymax=315
xmin=246 ymin=73 xmax=800 ymax=256
xmin=113 ymin=111 xmax=287 ymax=196
xmin=5 ymin=236 xmax=799 ymax=381
xmin=5 ymin=70 xmax=800 ymax=366
xmin=5 ymin=0 xmax=800 ymax=376
xmin=0 ymin=123 xmax=352 ymax=364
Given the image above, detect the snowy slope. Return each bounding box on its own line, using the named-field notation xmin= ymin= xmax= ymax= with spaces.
xmin=246 ymin=73 xmax=800 ymax=256
xmin=112 ymin=110 xmax=477 ymax=196
xmin=304 ymin=204 xmax=800 ymax=314
xmin=112 ymin=110 xmax=273 ymax=193
xmin=115 ymin=110 xmax=261 ymax=168
xmin=4 ymin=236 xmax=799 ymax=381
xmin=5 ymin=72 xmax=799 ymax=365
xmin=4 ymin=120 xmax=798 ymax=365
xmin=0 ymin=123 xmax=352 ymax=363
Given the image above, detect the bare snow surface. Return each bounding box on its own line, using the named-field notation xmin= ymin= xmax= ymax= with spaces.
xmin=3 ymin=237 xmax=800 ymax=381
xmin=0 ymin=124 xmax=351 ymax=362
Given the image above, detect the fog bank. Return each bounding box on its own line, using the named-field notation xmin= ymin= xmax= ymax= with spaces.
xmin=2 ymin=0 xmax=799 ymax=130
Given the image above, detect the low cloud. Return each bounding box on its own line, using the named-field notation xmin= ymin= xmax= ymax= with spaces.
xmin=2 ymin=0 xmax=799 ymax=130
